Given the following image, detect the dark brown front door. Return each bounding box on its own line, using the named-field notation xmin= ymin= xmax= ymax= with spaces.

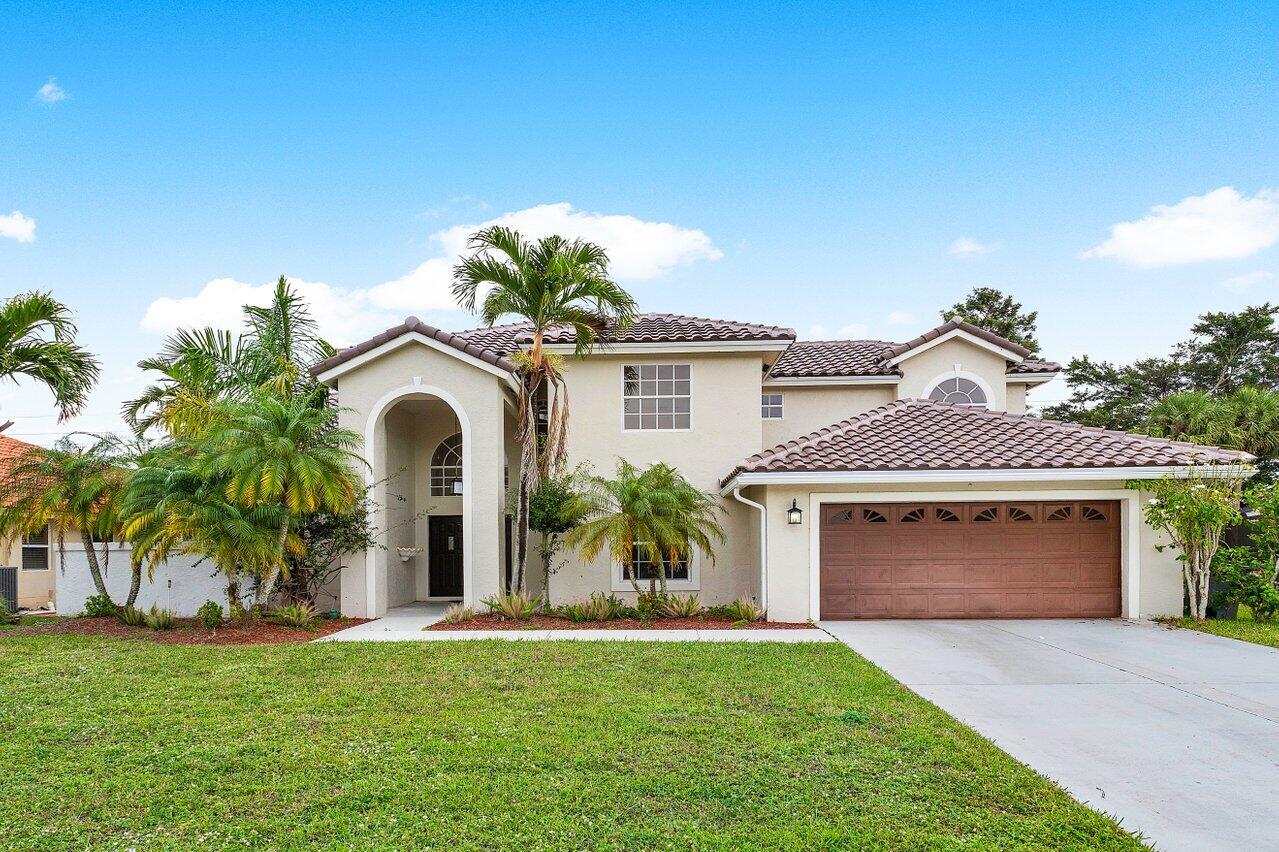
xmin=429 ymin=515 xmax=464 ymax=598
xmin=819 ymin=501 xmax=1121 ymax=619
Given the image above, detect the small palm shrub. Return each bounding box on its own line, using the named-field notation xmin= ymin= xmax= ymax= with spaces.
xmin=635 ymin=591 xmax=668 ymax=620
xmin=562 ymin=592 xmax=628 ymax=623
xmin=441 ymin=603 xmax=475 ymax=625
xmin=196 ymin=600 xmax=223 ymax=629
xmin=660 ymin=594 xmax=703 ymax=619
xmin=117 ymin=605 xmax=147 ymax=627
xmin=266 ymin=603 xmax=319 ymax=629
xmin=0 ymin=597 xmax=18 ymax=626
xmin=483 ymin=591 xmax=541 ymax=620
xmin=82 ymin=594 xmax=117 ymax=618
xmin=144 ymin=606 xmax=177 ymax=630
xmin=717 ymin=597 xmax=765 ymax=624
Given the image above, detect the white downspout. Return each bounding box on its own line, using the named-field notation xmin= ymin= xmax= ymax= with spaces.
xmin=731 ymin=487 xmax=767 ymax=613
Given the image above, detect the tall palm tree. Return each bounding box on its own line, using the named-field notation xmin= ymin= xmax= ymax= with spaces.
xmin=0 ymin=434 xmax=134 ymax=606
xmin=1147 ymin=387 xmax=1279 ymax=465
xmin=0 ymin=291 xmax=100 ymax=421
xmin=1146 ymin=391 xmax=1228 ymax=445
xmin=124 ymin=277 xmax=335 ymax=435
xmin=565 ymin=460 xmax=724 ymax=596
xmin=451 ymin=227 xmax=637 ymax=591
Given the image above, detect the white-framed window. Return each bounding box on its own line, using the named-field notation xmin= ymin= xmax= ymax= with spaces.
xmin=622 ymin=364 xmax=691 ymax=431
xmin=927 ymin=376 xmax=988 ymax=408
xmin=761 ymin=393 xmax=783 ymax=419
xmin=21 ymin=527 xmax=50 ymax=571
xmin=612 ymin=543 xmax=699 ymax=592
xmin=430 ymin=433 xmax=463 ymax=496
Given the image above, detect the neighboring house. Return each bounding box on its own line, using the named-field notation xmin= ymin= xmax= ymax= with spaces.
xmin=0 ymin=434 xmax=57 ymax=609
xmin=312 ymin=312 xmax=1246 ymax=623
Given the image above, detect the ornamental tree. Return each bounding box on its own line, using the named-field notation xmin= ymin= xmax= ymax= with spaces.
xmin=1129 ymin=464 xmax=1250 ymax=620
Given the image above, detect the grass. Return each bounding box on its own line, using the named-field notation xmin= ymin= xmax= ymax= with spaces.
xmin=1164 ymin=615 xmax=1279 ymax=649
xmin=0 ymin=636 xmax=1140 ymax=850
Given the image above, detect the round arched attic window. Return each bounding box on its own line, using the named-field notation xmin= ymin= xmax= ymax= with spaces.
xmin=928 ymin=377 xmax=987 ymax=408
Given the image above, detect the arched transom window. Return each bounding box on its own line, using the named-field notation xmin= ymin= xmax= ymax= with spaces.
xmin=928 ymin=377 xmax=988 ymax=408
xmin=431 ymin=433 xmax=463 ymax=496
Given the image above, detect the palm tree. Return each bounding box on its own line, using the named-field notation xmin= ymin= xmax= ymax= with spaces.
xmin=121 ymin=449 xmax=296 ymax=614
xmin=451 ymin=226 xmax=638 ymax=591
xmin=0 ymin=291 xmax=100 ymax=421
xmin=122 ymin=391 xmax=363 ymax=611
xmin=565 ymin=460 xmax=724 ymax=596
xmin=1146 ymin=391 xmax=1228 ymax=445
xmin=1218 ymin=386 xmax=1279 ymax=461
xmin=0 ymin=434 xmax=134 ymax=606
xmin=124 ymin=277 xmax=335 ymax=435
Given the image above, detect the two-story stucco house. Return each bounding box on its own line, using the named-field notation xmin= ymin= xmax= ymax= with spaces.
xmin=310 ymin=313 xmax=1244 ymax=623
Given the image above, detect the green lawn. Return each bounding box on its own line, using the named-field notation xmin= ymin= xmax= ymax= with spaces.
xmin=1166 ymin=616 xmax=1279 ymax=649
xmin=0 ymin=636 xmax=1139 ymax=851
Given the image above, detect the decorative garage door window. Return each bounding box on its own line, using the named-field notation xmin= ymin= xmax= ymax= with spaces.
xmin=928 ymin=377 xmax=987 ymax=408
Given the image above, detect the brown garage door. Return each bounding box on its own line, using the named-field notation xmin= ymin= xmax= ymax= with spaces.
xmin=820 ymin=501 xmax=1121 ymax=619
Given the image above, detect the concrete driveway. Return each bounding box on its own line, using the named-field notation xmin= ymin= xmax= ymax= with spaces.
xmin=821 ymin=619 xmax=1279 ymax=851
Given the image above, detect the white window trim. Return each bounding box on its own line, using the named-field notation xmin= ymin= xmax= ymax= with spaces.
xmin=922 ymin=370 xmax=995 ymax=408
xmin=761 ymin=392 xmax=784 ymax=420
xmin=20 ymin=527 xmax=51 ymax=571
xmin=620 ymin=363 xmax=693 ymax=432
xmin=612 ymin=548 xmax=701 ymax=592
xmin=804 ymin=489 xmax=1141 ymax=621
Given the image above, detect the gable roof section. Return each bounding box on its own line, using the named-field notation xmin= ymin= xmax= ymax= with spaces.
xmin=720 ymin=398 xmax=1249 ymax=487
xmin=884 ymin=319 xmax=1032 ymax=361
xmin=310 ymin=316 xmax=518 ymax=379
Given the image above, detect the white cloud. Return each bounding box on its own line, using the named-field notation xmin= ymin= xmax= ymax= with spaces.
xmin=1221 ymin=270 xmax=1273 ymax=293
xmin=36 ymin=78 xmax=67 ymax=104
xmin=142 ymin=203 xmax=722 ymax=344
xmin=948 ymin=237 xmax=999 ymax=258
xmin=809 ymin=322 xmax=870 ymax=339
xmin=887 ymin=311 xmax=915 ymax=325
xmin=1082 ymin=187 xmax=1279 ymax=268
xmin=0 ymin=211 xmax=36 ymax=243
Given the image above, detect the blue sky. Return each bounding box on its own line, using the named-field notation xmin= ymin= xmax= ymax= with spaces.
xmin=2 ymin=2 xmax=1278 ymax=442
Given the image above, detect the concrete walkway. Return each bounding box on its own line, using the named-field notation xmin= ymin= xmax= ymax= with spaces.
xmin=822 ymin=618 xmax=1279 ymax=852
xmin=317 ymin=602 xmax=833 ymax=642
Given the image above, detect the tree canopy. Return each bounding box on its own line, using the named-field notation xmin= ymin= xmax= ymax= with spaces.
xmin=941 ymin=286 xmax=1040 ymax=353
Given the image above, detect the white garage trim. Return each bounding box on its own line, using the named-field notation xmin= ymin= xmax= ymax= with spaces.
xmin=806 ymin=489 xmax=1141 ymax=621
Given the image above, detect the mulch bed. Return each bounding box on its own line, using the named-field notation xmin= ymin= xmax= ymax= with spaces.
xmin=427 ymin=613 xmax=812 ymax=631
xmin=3 ymin=615 xmax=367 ymax=645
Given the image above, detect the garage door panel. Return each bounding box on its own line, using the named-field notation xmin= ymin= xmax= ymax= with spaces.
xmin=820 ymin=501 xmax=1121 ymax=619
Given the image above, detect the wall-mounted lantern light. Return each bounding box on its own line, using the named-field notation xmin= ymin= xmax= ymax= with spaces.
xmin=787 ymin=499 xmax=803 ymax=525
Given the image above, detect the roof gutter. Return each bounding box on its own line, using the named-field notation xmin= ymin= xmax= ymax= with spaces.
xmin=729 ymin=486 xmax=767 ymax=614
xmin=719 ymin=464 xmax=1255 ymax=494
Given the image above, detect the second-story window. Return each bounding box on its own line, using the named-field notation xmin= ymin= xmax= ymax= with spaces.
xmin=623 ymin=364 xmax=691 ymax=430
xmin=761 ymin=393 xmax=783 ymax=419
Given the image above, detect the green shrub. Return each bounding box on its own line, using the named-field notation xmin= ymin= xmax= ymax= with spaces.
xmin=1211 ymin=546 xmax=1279 ymax=620
xmin=635 ymin=591 xmax=669 ymax=620
xmin=266 ymin=604 xmax=319 ymax=630
xmin=482 ymin=591 xmax=541 ymax=620
xmin=441 ymin=603 xmax=475 ymax=625
xmin=562 ymin=592 xmax=627 ymax=623
xmin=196 ymin=600 xmax=224 ymax=629
xmin=659 ymin=594 xmax=703 ymax=619
xmin=117 ymin=605 xmax=148 ymax=627
xmin=715 ymin=597 xmax=765 ymax=624
xmin=82 ymin=594 xmax=117 ymax=618
xmin=0 ymin=596 xmax=18 ymax=626
xmin=144 ymin=606 xmax=177 ymax=630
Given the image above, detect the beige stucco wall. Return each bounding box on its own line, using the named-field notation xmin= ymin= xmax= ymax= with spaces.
xmin=761 ymin=385 xmax=896 ymax=447
xmin=895 ymin=338 xmax=1011 ymax=411
xmin=758 ymin=480 xmax=1183 ymax=622
xmin=328 ymin=340 xmax=511 ymax=617
xmin=551 ymin=352 xmax=766 ymax=607
xmin=0 ymin=529 xmax=57 ymax=609
xmin=1005 ymin=382 xmax=1028 ymax=415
